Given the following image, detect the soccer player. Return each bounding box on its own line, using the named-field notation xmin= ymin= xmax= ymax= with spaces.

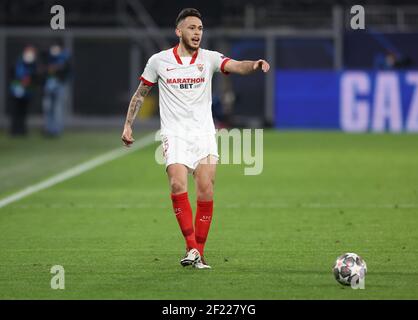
xmin=121 ymin=8 xmax=270 ymax=269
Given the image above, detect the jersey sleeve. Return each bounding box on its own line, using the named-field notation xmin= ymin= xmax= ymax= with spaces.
xmin=140 ymin=54 xmax=159 ymax=86
xmin=208 ymin=50 xmax=231 ymax=75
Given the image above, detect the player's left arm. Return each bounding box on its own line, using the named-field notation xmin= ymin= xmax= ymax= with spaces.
xmin=223 ymin=59 xmax=270 ymax=75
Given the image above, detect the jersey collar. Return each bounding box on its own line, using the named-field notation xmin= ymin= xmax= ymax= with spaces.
xmin=173 ymin=44 xmax=199 ymax=65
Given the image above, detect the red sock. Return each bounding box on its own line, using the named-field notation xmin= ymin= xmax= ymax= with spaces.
xmin=195 ymin=200 xmax=214 ymax=256
xmin=171 ymin=192 xmax=197 ymax=250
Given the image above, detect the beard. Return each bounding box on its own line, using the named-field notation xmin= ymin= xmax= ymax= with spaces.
xmin=182 ymin=37 xmax=199 ymax=51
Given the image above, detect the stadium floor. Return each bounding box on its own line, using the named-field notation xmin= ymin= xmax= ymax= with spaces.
xmin=0 ymin=129 xmax=417 ymax=299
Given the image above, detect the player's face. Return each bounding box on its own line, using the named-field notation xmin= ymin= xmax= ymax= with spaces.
xmin=177 ymin=16 xmax=203 ymax=51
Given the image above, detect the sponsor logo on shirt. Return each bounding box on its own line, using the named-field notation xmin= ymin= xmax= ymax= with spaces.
xmin=166 ymin=77 xmax=205 ymax=84
xmin=166 ymin=77 xmax=205 ymax=89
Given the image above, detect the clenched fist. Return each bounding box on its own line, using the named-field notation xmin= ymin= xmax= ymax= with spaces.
xmin=121 ymin=125 xmax=135 ymax=147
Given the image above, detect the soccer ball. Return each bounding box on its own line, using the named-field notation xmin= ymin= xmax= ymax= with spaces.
xmin=333 ymin=252 xmax=367 ymax=286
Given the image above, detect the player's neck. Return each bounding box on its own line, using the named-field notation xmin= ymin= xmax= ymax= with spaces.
xmin=177 ymin=42 xmax=198 ymax=57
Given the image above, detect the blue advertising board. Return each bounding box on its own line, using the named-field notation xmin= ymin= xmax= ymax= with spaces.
xmin=275 ymin=70 xmax=418 ymax=132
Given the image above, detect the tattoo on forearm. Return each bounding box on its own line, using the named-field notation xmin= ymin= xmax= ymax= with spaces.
xmin=125 ymin=83 xmax=151 ymax=126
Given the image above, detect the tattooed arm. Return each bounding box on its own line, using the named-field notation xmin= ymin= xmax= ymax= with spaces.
xmin=121 ymin=81 xmax=153 ymax=147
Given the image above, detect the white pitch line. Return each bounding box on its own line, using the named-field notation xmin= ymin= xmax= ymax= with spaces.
xmin=0 ymin=132 xmax=157 ymax=209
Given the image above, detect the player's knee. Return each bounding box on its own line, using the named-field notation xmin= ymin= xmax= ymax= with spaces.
xmin=170 ymin=179 xmax=187 ymax=194
xmin=197 ymin=181 xmax=214 ymax=200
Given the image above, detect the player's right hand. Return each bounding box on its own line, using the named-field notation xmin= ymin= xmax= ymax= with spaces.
xmin=121 ymin=126 xmax=135 ymax=147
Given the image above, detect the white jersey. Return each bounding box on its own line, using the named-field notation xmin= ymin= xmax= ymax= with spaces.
xmin=140 ymin=45 xmax=230 ymax=137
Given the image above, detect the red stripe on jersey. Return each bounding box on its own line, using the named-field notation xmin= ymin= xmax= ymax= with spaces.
xmin=221 ymin=58 xmax=231 ymax=75
xmin=190 ymin=49 xmax=199 ymax=65
xmin=139 ymin=76 xmax=156 ymax=86
xmin=173 ymin=45 xmax=183 ymax=65
xmin=173 ymin=44 xmax=199 ymax=65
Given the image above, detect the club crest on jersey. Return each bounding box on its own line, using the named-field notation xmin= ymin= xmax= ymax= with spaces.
xmin=197 ymin=64 xmax=204 ymax=72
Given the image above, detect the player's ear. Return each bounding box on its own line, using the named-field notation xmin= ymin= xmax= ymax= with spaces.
xmin=175 ymin=27 xmax=181 ymax=38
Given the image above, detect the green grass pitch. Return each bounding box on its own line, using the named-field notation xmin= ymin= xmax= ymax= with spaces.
xmin=0 ymin=130 xmax=417 ymax=299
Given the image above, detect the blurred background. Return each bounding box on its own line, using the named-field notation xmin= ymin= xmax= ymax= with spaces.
xmin=1 ymin=0 xmax=417 ymax=135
